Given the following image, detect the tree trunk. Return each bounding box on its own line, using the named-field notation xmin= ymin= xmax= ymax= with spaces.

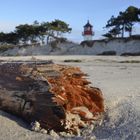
xmin=46 ymin=36 xmax=49 ymax=44
xmin=121 ymin=25 xmax=125 ymax=38
xmin=129 ymin=27 xmax=132 ymax=37
xmin=0 ymin=62 xmax=104 ymax=133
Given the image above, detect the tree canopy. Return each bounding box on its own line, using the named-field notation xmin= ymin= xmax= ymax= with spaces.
xmin=0 ymin=19 xmax=72 ymax=45
xmin=103 ymin=6 xmax=140 ymax=38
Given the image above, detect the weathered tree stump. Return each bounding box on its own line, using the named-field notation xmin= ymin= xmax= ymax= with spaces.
xmin=0 ymin=62 xmax=104 ymax=133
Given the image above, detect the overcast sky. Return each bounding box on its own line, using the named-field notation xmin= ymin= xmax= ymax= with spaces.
xmin=0 ymin=0 xmax=140 ymax=42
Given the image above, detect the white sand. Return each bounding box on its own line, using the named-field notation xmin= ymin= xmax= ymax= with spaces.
xmin=0 ymin=55 xmax=140 ymax=140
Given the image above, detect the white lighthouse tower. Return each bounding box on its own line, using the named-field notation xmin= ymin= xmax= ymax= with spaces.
xmin=82 ymin=20 xmax=94 ymax=41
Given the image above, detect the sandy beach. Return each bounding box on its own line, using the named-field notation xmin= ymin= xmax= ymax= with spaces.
xmin=0 ymin=55 xmax=140 ymax=140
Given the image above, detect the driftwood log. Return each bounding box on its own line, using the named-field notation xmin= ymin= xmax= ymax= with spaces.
xmin=0 ymin=62 xmax=104 ymax=133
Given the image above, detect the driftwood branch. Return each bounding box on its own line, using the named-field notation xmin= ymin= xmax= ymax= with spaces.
xmin=0 ymin=62 xmax=104 ymax=133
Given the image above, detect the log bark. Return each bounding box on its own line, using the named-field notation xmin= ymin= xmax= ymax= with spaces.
xmin=0 ymin=62 xmax=104 ymax=132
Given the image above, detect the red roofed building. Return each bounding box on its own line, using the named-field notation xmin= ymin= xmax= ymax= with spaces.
xmin=82 ymin=20 xmax=94 ymax=41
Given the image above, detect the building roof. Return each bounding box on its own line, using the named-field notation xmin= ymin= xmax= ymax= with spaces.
xmin=84 ymin=20 xmax=93 ymax=27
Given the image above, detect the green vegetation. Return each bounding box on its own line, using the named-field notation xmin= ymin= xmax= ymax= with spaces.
xmin=119 ymin=60 xmax=140 ymax=63
xmin=0 ymin=45 xmax=15 ymax=52
xmin=103 ymin=6 xmax=140 ymax=38
xmin=64 ymin=59 xmax=82 ymax=63
xmin=0 ymin=19 xmax=72 ymax=46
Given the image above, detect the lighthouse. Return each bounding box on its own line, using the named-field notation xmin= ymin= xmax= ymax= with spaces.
xmin=82 ymin=20 xmax=94 ymax=41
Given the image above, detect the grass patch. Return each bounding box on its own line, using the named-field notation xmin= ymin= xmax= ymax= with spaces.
xmin=120 ymin=60 xmax=140 ymax=63
xmin=0 ymin=45 xmax=15 ymax=52
xmin=64 ymin=59 xmax=82 ymax=63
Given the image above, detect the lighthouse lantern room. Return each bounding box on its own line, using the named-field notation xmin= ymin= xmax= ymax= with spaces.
xmin=82 ymin=20 xmax=94 ymax=41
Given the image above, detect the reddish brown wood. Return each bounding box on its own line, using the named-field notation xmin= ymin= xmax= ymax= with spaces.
xmin=0 ymin=62 xmax=104 ymax=132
